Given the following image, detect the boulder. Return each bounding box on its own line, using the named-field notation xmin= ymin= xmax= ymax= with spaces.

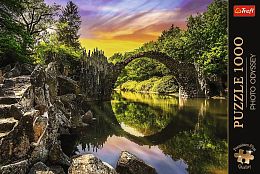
xmin=59 ymin=94 xmax=76 ymax=104
xmin=10 ymin=104 xmax=24 ymax=120
xmin=0 ymin=70 xmax=4 ymax=84
xmin=2 ymin=79 xmax=15 ymax=89
xmin=68 ymin=154 xmax=117 ymax=174
xmin=0 ymin=160 xmax=29 ymax=174
xmin=20 ymin=63 xmax=34 ymax=75
xmin=45 ymin=62 xmax=58 ymax=102
xmin=57 ymin=76 xmax=79 ymax=96
xmin=81 ymin=110 xmax=93 ymax=124
xmin=3 ymin=64 xmax=21 ymax=78
xmin=48 ymin=143 xmax=71 ymax=166
xmin=30 ymin=65 xmax=46 ymax=87
xmin=1 ymin=65 xmax=12 ymax=74
xmin=28 ymin=162 xmax=51 ymax=174
xmin=48 ymin=166 xmax=66 ymax=174
xmin=116 ymin=151 xmax=157 ymax=174
xmin=28 ymin=162 xmax=65 ymax=174
xmin=33 ymin=114 xmax=48 ymax=143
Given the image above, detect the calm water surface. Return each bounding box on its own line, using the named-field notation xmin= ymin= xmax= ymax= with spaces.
xmin=61 ymin=92 xmax=228 ymax=174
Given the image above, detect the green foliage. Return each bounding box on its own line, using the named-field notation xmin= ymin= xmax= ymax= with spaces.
xmin=160 ymin=114 xmax=228 ymax=173
xmin=33 ymin=34 xmax=81 ymax=64
xmin=186 ymin=0 xmax=228 ymax=77
xmin=0 ymin=0 xmax=33 ymax=66
xmin=119 ymin=76 xmax=178 ymax=94
xmin=112 ymin=93 xmax=173 ymax=135
xmin=134 ymin=77 xmax=159 ymax=92
xmin=151 ymin=76 xmax=178 ymax=93
xmin=113 ymin=56 xmax=171 ymax=87
xmin=120 ymin=81 xmax=138 ymax=92
xmin=57 ymin=1 xmax=81 ymax=49
xmin=161 ymin=127 xmax=227 ymax=174
xmin=108 ymin=53 xmax=124 ymax=64
xmin=157 ymin=25 xmax=190 ymax=62
xmin=112 ymin=0 xmax=227 ymax=95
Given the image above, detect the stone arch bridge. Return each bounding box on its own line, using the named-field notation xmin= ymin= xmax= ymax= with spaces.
xmin=64 ymin=50 xmax=207 ymax=99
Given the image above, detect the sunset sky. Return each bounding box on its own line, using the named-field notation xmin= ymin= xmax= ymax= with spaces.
xmin=46 ymin=0 xmax=213 ymax=57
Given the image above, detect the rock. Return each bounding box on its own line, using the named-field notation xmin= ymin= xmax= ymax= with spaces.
xmin=0 ymin=69 xmax=4 ymax=83
xmin=0 ymin=62 xmax=73 ymax=170
xmin=3 ymin=64 xmax=21 ymax=78
xmin=81 ymin=110 xmax=93 ymax=124
xmin=57 ymin=76 xmax=79 ymax=96
xmin=59 ymin=94 xmax=76 ymax=104
xmin=28 ymin=162 xmax=50 ymax=174
xmin=35 ymin=104 xmax=48 ymax=115
xmin=46 ymin=62 xmax=58 ymax=102
xmin=30 ymin=65 xmax=46 ymax=87
xmin=3 ymin=79 xmax=15 ymax=88
xmin=33 ymin=114 xmax=48 ymax=143
xmin=19 ymin=86 xmax=34 ymax=110
xmin=10 ymin=104 xmax=23 ymax=120
xmin=1 ymin=65 xmax=12 ymax=74
xmin=28 ymin=162 xmax=65 ymax=174
xmin=48 ymin=143 xmax=71 ymax=167
xmin=34 ymin=87 xmax=47 ymax=106
xmin=0 ymin=160 xmax=29 ymax=174
xmin=116 ymin=151 xmax=157 ymax=174
xmin=68 ymin=154 xmax=117 ymax=174
xmin=49 ymin=166 xmax=66 ymax=174
xmin=20 ymin=63 xmax=34 ymax=75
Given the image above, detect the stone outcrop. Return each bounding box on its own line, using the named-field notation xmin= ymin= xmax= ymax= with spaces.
xmin=28 ymin=162 xmax=65 ymax=174
xmin=57 ymin=76 xmax=80 ymax=96
xmin=68 ymin=154 xmax=117 ymax=174
xmin=48 ymin=142 xmax=71 ymax=166
xmin=116 ymin=151 xmax=158 ymax=174
xmin=0 ymin=59 xmax=163 ymax=174
xmin=0 ymin=62 xmax=71 ymax=173
xmin=0 ymin=160 xmax=29 ymax=174
xmin=81 ymin=110 xmax=93 ymax=124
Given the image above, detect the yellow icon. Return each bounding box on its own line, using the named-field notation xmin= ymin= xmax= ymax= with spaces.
xmin=235 ymin=8 xmax=242 ymax=14
xmin=234 ymin=149 xmax=254 ymax=164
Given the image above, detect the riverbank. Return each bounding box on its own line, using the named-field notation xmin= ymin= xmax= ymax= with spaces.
xmin=116 ymin=75 xmax=227 ymax=99
xmin=114 ymin=89 xmax=227 ymax=100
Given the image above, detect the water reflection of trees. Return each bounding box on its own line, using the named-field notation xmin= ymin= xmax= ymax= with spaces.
xmin=61 ymin=101 xmax=119 ymax=155
xmin=61 ymin=92 xmax=227 ymax=174
xmin=113 ymin=92 xmax=228 ymax=173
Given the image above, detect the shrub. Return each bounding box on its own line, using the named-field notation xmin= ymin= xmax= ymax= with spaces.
xmin=119 ymin=76 xmax=178 ymax=93
xmin=151 ymin=75 xmax=178 ymax=93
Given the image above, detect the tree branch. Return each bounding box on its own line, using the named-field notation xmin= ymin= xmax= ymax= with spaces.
xmin=20 ymin=13 xmax=30 ymax=32
xmin=29 ymin=8 xmax=35 ymax=33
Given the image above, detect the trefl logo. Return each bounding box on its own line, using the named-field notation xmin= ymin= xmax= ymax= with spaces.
xmin=234 ymin=5 xmax=255 ymax=17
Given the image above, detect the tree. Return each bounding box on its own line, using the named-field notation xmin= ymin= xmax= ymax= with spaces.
xmin=33 ymin=33 xmax=81 ymax=64
xmin=186 ymin=0 xmax=228 ymax=77
xmin=57 ymin=1 xmax=81 ymax=49
xmin=0 ymin=0 xmax=33 ymax=65
xmin=17 ymin=0 xmax=59 ymax=40
xmin=157 ymin=25 xmax=190 ymax=62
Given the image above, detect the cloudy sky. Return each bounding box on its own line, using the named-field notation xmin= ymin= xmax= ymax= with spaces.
xmin=46 ymin=0 xmax=213 ymax=57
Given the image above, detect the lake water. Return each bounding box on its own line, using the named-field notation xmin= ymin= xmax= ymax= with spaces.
xmin=61 ymin=91 xmax=228 ymax=174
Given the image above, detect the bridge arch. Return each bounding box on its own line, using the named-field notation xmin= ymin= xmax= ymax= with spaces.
xmin=110 ymin=51 xmax=205 ymax=98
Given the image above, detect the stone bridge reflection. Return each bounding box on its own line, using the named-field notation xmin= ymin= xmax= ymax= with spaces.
xmin=60 ymin=93 xmax=199 ymax=155
xmin=60 ymin=92 xmax=227 ymax=174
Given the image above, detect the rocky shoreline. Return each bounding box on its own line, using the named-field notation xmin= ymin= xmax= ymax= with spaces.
xmin=0 ymin=62 xmax=157 ymax=174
